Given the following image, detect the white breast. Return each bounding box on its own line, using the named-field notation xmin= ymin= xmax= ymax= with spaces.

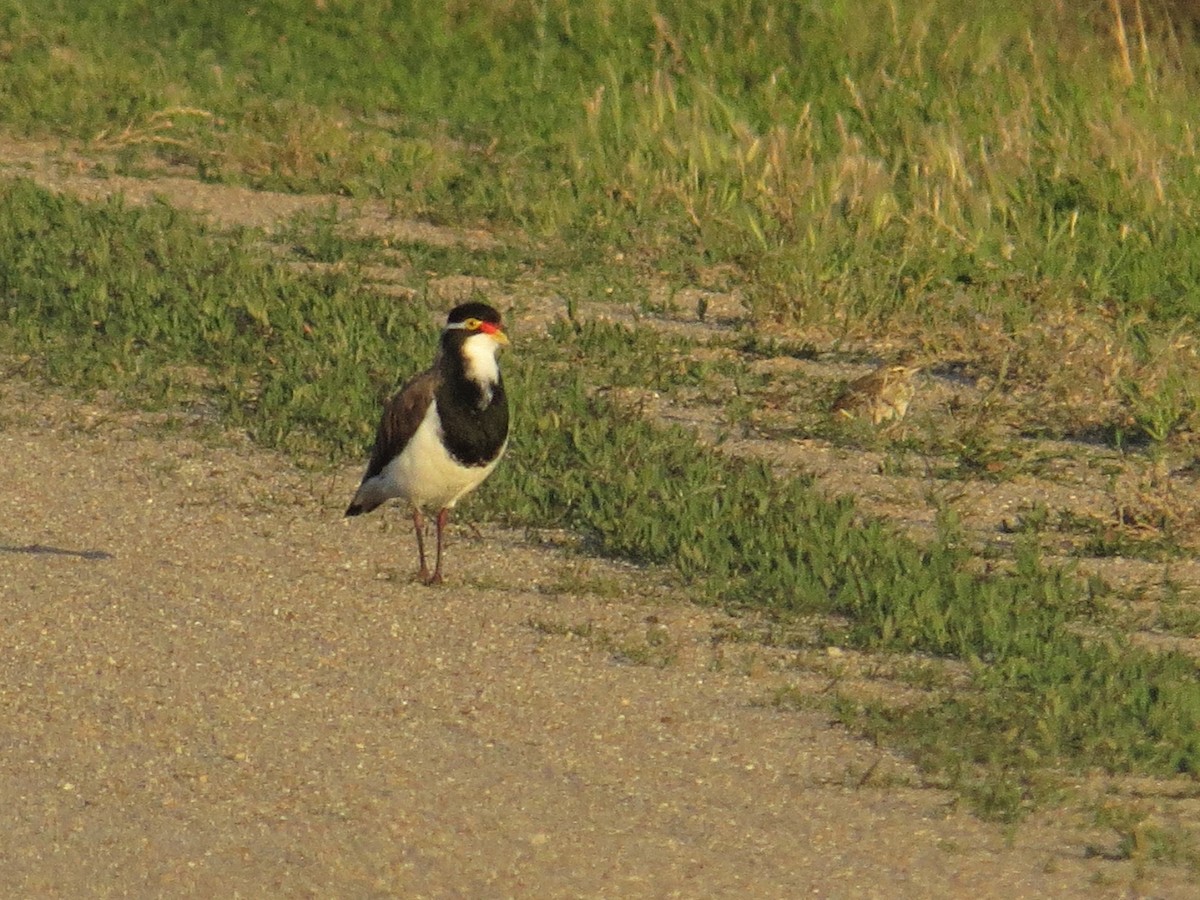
xmin=374 ymin=401 xmax=505 ymax=512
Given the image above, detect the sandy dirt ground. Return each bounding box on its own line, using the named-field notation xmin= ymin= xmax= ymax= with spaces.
xmin=0 ymin=382 xmax=1189 ymax=898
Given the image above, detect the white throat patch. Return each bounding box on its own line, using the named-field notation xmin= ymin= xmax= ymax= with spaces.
xmin=460 ymin=332 xmax=502 ymax=403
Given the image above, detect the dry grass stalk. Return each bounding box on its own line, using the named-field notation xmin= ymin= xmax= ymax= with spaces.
xmin=91 ymin=107 xmax=214 ymax=152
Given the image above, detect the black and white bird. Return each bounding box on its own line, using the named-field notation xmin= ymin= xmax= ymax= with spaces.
xmin=345 ymin=302 xmax=510 ymax=584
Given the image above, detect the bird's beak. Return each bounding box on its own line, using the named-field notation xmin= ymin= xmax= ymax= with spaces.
xmin=480 ymin=322 xmax=510 ymax=347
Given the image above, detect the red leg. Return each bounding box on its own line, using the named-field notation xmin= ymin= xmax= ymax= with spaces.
xmin=429 ymin=507 xmax=450 ymax=585
xmin=412 ymin=508 xmax=430 ymax=582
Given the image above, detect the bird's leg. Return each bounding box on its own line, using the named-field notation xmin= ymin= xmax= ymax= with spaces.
xmin=412 ymin=508 xmax=431 ymax=583
xmin=428 ymin=507 xmax=451 ymax=585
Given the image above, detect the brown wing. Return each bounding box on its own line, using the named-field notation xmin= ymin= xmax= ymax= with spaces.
xmin=361 ymin=368 xmax=440 ymax=482
xmin=831 ymin=371 xmax=878 ymax=415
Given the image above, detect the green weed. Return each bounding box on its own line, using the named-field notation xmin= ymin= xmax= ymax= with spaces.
xmin=1140 ymin=578 xmax=1200 ymax=637
xmin=278 ymin=204 xmax=371 ymax=265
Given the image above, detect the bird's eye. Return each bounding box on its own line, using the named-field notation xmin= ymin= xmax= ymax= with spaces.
xmin=462 ymin=317 xmax=482 ymax=330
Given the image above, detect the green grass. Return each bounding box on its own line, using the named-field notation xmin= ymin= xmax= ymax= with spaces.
xmin=0 ymin=179 xmax=430 ymax=457
xmin=3 ymin=177 xmax=1200 ymax=826
xmin=7 ymin=1 xmax=1200 ymax=335
xmin=6 ymin=0 xmax=1200 ymax=830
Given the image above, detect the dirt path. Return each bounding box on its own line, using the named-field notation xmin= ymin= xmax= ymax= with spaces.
xmin=0 ymin=382 xmax=1185 ymax=897
xmin=0 ymin=139 xmax=1195 ymax=895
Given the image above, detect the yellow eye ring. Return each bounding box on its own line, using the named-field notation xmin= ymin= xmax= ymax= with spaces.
xmin=462 ymin=317 xmax=482 ymax=330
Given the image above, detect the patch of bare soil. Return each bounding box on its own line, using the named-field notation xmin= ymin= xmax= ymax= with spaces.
xmin=1 ymin=140 xmax=1197 ymax=895
xmin=1 ymin=380 xmax=1189 ymax=898
xmin=0 ymin=136 xmax=500 ymax=248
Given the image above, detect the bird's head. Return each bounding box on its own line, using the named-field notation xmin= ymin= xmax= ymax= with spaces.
xmin=442 ymin=302 xmax=509 ymax=348
xmin=442 ymin=302 xmax=509 ymax=387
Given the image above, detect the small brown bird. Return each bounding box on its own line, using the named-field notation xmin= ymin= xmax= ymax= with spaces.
xmin=832 ymin=355 xmax=922 ymax=425
xmin=345 ymin=302 xmax=510 ymax=584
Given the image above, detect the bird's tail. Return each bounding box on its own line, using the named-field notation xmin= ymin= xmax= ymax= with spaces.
xmin=344 ymin=481 xmax=383 ymax=517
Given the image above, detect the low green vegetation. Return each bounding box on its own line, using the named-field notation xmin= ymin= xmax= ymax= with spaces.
xmin=5 ymin=2 xmax=1200 ymax=340
xmin=0 ymin=180 xmax=430 ymax=457
xmin=3 ymin=178 xmax=1200 ymax=825
xmin=4 ymin=1 xmax=1200 ymax=829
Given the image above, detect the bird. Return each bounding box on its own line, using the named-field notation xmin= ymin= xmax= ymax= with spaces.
xmin=345 ymin=302 xmax=510 ymax=584
xmin=831 ymin=354 xmax=922 ymax=425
